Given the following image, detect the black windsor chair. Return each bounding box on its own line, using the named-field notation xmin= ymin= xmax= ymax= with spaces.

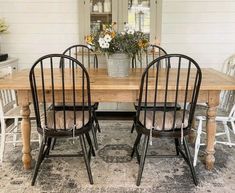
xmin=131 ymin=54 xmax=202 ymax=186
xmin=51 ymin=45 xmax=100 ymax=150
xmin=30 ymin=54 xmax=94 ymax=185
xmin=131 ymin=45 xmax=181 ymax=133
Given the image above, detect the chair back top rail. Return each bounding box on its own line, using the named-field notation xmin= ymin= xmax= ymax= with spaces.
xmin=62 ymin=44 xmax=98 ymax=69
xmin=132 ymin=45 xmax=168 ymax=68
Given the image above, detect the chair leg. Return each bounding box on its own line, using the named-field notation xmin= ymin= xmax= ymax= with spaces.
xmin=38 ymin=134 xmax=42 ymax=147
xmin=224 ymin=122 xmax=232 ymax=147
xmin=174 ymin=138 xmax=180 ymax=156
xmin=131 ymin=133 xmax=142 ymax=158
xmin=136 ymin=135 xmax=149 ymax=186
xmin=44 ymin=137 xmax=52 ymax=157
xmin=131 ymin=122 xmax=135 ymax=133
xmin=131 ymin=117 xmax=136 ymax=133
xmin=91 ymin=124 xmax=98 ymax=150
xmin=0 ymin=120 xmax=6 ymax=163
xmin=193 ymin=119 xmax=203 ymax=167
xmin=85 ymin=132 xmax=96 ymax=157
xmin=13 ymin=118 xmax=19 ymax=147
xmin=31 ymin=139 xmax=46 ymax=186
xmin=183 ymin=137 xmax=198 ymax=186
xmin=231 ymin=121 xmax=235 ymax=134
xmin=50 ymin=138 xmax=57 ymax=150
xmin=80 ymin=134 xmax=94 ymax=184
xmin=92 ymin=110 xmax=101 ymax=133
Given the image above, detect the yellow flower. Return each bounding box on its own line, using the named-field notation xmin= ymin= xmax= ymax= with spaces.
xmin=111 ymin=31 xmax=116 ymax=38
xmin=85 ymin=35 xmax=94 ymax=44
xmin=138 ymin=39 xmax=148 ymax=48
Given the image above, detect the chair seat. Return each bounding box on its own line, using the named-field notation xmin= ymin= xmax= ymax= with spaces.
xmin=139 ymin=110 xmax=189 ymax=130
xmin=134 ymin=102 xmax=181 ymax=111
xmin=45 ymin=110 xmax=89 ymax=130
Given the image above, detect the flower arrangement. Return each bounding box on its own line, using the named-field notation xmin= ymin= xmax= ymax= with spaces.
xmin=0 ymin=18 xmax=8 ymax=33
xmin=85 ymin=22 xmax=149 ymax=57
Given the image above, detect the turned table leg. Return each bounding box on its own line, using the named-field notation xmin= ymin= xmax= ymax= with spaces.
xmin=19 ymin=91 xmax=32 ymax=169
xmin=205 ymin=91 xmax=219 ymax=170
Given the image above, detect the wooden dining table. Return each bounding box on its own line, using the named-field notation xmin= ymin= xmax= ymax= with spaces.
xmin=0 ymin=68 xmax=235 ymax=170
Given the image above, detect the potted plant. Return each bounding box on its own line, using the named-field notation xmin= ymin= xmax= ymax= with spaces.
xmin=85 ymin=22 xmax=149 ymax=77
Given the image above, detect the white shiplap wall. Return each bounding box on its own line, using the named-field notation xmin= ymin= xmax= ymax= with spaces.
xmin=0 ymin=0 xmax=235 ymax=70
xmin=161 ymin=0 xmax=235 ymax=70
xmin=0 ymin=0 xmax=79 ymax=69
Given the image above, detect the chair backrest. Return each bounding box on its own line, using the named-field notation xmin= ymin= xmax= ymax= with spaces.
xmin=228 ymin=103 xmax=235 ymax=118
xmin=29 ymin=54 xmax=92 ymax=134
xmin=132 ymin=45 xmax=168 ymax=68
xmin=222 ymin=54 xmax=235 ymax=76
xmin=220 ymin=54 xmax=235 ymax=111
xmin=136 ymin=54 xmax=202 ymax=132
xmin=0 ymin=90 xmax=17 ymax=118
xmin=62 ymin=44 xmax=98 ymax=69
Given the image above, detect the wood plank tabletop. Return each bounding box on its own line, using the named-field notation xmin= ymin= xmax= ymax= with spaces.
xmin=0 ymin=68 xmax=235 ymax=91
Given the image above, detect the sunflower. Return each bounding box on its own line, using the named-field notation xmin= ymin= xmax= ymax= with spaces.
xmin=85 ymin=35 xmax=94 ymax=44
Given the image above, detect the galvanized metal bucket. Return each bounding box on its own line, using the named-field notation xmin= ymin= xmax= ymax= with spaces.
xmin=106 ymin=53 xmax=130 ymax=77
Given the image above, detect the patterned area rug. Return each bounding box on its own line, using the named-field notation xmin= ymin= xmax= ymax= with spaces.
xmin=0 ymin=107 xmax=235 ymax=193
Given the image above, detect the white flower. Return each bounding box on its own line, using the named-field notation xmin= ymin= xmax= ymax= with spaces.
xmin=104 ymin=34 xmax=112 ymax=42
xmin=99 ymin=42 xmax=106 ymax=48
xmin=104 ymin=42 xmax=110 ymax=48
xmin=127 ymin=29 xmax=134 ymax=35
xmin=98 ymin=37 xmax=105 ymax=45
xmin=121 ymin=31 xmax=126 ymax=35
xmin=100 ymin=41 xmax=109 ymax=49
xmin=99 ymin=37 xmax=110 ymax=48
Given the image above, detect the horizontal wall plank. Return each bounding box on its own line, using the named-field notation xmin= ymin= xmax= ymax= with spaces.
xmin=1 ymin=34 xmax=78 ymax=44
xmin=162 ymin=34 xmax=235 ymax=44
xmin=162 ymin=23 xmax=235 ymax=34
xmin=0 ymin=2 xmax=77 ymax=13
xmin=163 ymin=1 xmax=235 ymax=13
xmin=1 ymin=13 xmax=78 ymax=24
xmin=0 ymin=0 xmax=76 ymax=3
xmin=6 ymin=23 xmax=79 ymax=34
xmin=162 ymin=13 xmax=235 ymax=23
xmin=163 ymin=43 xmax=235 ymax=54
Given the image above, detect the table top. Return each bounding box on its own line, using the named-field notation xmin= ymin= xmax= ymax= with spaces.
xmin=0 ymin=68 xmax=235 ymax=91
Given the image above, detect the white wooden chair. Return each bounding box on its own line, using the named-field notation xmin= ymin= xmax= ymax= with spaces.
xmin=193 ymin=55 xmax=235 ymax=166
xmin=0 ymin=89 xmax=40 ymax=163
xmin=220 ymin=54 xmax=235 ymax=111
xmin=193 ymin=104 xmax=235 ymax=166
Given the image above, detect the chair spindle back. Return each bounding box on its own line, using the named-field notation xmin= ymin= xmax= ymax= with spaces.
xmin=29 ymin=54 xmax=92 ymax=135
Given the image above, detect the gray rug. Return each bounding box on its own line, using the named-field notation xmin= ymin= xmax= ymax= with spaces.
xmin=0 ymin=108 xmax=235 ymax=193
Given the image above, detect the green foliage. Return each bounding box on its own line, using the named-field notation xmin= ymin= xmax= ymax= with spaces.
xmin=86 ymin=23 xmax=149 ymax=57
